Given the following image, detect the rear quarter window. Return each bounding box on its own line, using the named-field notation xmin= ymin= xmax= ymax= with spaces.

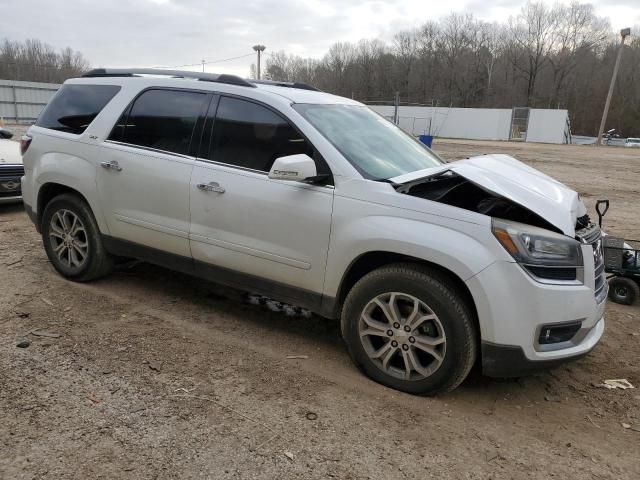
xmin=36 ymin=84 xmax=121 ymax=135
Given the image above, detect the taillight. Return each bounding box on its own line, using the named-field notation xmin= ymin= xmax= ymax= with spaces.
xmin=20 ymin=135 xmax=32 ymax=155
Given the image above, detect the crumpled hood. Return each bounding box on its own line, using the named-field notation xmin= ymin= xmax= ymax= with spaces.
xmin=389 ymin=154 xmax=586 ymax=236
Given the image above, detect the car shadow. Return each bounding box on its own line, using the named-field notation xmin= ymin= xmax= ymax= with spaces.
xmin=0 ymin=202 xmax=24 ymax=215
xmin=105 ymin=260 xmax=554 ymax=400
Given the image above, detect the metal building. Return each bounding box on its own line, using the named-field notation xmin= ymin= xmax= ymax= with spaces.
xmin=370 ymin=105 xmax=572 ymax=144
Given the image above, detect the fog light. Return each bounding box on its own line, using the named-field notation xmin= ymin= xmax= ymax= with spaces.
xmin=538 ymin=321 xmax=582 ymax=344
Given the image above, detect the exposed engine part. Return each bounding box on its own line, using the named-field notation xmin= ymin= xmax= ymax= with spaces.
xmin=575 ymin=214 xmax=591 ymax=230
xmin=397 ymin=171 xmax=559 ymax=231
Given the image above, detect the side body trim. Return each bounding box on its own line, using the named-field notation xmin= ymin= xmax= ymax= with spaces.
xmin=102 ymin=236 xmax=337 ymax=317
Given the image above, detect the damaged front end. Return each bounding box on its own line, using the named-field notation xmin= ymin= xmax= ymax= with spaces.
xmin=395 ymin=170 xmax=559 ymax=233
xmin=391 ymin=154 xmax=606 ymax=297
xmin=389 ymin=154 xmax=587 ymax=237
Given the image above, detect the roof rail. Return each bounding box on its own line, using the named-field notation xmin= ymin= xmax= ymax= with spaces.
xmin=82 ymin=68 xmax=256 ymax=88
xmin=251 ymin=79 xmax=320 ymax=92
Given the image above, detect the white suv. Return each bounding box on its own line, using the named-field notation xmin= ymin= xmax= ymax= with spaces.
xmin=21 ymin=69 xmax=607 ymax=395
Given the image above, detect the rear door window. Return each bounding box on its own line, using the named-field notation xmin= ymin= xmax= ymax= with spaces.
xmin=114 ymin=89 xmax=207 ymax=156
xmin=36 ymin=84 xmax=121 ymax=135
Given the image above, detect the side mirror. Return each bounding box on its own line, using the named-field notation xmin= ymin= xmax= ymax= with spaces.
xmin=0 ymin=128 xmax=13 ymax=140
xmin=268 ymin=154 xmax=317 ymax=182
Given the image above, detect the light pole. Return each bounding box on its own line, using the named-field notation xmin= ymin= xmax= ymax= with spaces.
xmin=202 ymin=60 xmax=205 ymax=73
xmin=596 ymin=28 xmax=631 ymax=146
xmin=252 ymin=45 xmax=266 ymax=80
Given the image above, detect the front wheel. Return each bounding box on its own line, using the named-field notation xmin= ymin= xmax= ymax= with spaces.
xmin=41 ymin=193 xmax=113 ymax=282
xmin=341 ymin=263 xmax=477 ymax=395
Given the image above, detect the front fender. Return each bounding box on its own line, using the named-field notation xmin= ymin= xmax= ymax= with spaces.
xmin=323 ymin=214 xmax=503 ymax=298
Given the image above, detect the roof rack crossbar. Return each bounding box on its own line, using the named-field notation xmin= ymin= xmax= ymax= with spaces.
xmin=82 ymin=68 xmax=256 ymax=88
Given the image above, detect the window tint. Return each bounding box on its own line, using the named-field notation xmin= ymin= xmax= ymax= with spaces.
xmin=116 ymin=89 xmax=206 ymax=156
xmin=36 ymin=84 xmax=120 ymax=135
xmin=206 ymin=97 xmax=314 ymax=172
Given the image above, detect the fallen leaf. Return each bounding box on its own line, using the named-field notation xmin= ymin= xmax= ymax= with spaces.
xmin=148 ymin=361 xmax=162 ymax=372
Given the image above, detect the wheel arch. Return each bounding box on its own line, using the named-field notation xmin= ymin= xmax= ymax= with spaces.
xmin=36 ymin=183 xmax=105 ymax=234
xmin=331 ymin=251 xmax=479 ymax=330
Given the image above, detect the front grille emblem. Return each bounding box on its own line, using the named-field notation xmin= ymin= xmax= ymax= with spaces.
xmin=1 ymin=180 xmax=19 ymax=191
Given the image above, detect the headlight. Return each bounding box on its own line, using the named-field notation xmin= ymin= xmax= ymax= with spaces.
xmin=492 ymin=219 xmax=583 ymax=282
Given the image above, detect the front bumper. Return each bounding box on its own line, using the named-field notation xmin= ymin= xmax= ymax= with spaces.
xmin=0 ymin=165 xmax=24 ymax=203
xmin=0 ymin=194 xmax=22 ymax=204
xmin=466 ymin=258 xmax=606 ymax=376
xmin=481 ymin=317 xmax=604 ymax=377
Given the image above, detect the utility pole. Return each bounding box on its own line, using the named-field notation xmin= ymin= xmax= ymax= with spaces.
xmin=252 ymin=45 xmax=266 ymax=80
xmin=596 ymin=28 xmax=631 ymax=146
xmin=393 ymin=91 xmax=400 ymax=125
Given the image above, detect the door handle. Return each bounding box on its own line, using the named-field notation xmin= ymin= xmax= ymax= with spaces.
xmin=100 ymin=160 xmax=122 ymax=172
xmin=197 ymin=181 xmax=225 ymax=193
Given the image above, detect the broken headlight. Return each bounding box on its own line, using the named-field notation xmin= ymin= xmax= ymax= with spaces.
xmin=492 ymin=219 xmax=583 ymax=282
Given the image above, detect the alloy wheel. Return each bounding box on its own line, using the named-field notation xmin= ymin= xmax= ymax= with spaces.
xmin=358 ymin=292 xmax=446 ymax=381
xmin=48 ymin=209 xmax=89 ymax=270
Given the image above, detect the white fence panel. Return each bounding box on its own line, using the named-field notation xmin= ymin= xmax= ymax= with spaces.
xmin=369 ymin=105 xmax=570 ymax=144
xmin=0 ymin=79 xmax=60 ymax=123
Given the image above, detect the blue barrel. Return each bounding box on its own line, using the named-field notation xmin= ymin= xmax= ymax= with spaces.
xmin=418 ymin=135 xmax=433 ymax=147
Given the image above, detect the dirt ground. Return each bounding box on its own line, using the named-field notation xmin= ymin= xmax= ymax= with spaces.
xmin=1 ymin=137 xmax=639 ymax=479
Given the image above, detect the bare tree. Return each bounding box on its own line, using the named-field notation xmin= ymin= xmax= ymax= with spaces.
xmin=547 ymin=1 xmax=609 ymax=107
xmin=393 ymin=30 xmax=419 ymax=101
xmin=355 ymin=39 xmax=386 ymax=101
xmin=254 ymin=7 xmax=636 ymax=136
xmin=508 ymin=1 xmax=559 ymax=106
xmin=0 ymin=38 xmax=89 ymax=83
xmin=478 ymin=21 xmax=505 ymax=102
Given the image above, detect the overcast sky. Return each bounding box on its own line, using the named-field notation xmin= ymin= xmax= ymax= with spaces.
xmin=1 ymin=0 xmax=638 ymax=76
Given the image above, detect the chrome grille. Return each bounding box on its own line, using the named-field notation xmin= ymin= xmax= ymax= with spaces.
xmin=0 ymin=165 xmax=24 ymax=178
xmin=576 ymin=224 xmax=607 ymax=304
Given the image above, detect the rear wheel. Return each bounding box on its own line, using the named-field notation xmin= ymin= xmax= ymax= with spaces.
xmin=42 ymin=194 xmax=113 ymax=281
xmin=608 ymin=277 xmax=639 ymax=305
xmin=341 ymin=263 xmax=477 ymax=395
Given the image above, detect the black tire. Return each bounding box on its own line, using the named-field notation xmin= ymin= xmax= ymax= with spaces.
xmin=608 ymin=277 xmax=639 ymax=305
xmin=341 ymin=263 xmax=477 ymax=395
xmin=41 ymin=193 xmax=113 ymax=282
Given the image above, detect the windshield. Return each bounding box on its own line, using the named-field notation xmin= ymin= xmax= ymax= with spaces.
xmin=294 ymin=104 xmax=442 ymax=180
xmin=627 ymin=138 xmax=640 ymax=144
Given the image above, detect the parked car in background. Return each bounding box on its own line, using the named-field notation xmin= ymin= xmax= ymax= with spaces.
xmin=625 ymin=138 xmax=640 ymax=148
xmin=21 ymin=69 xmax=607 ymax=395
xmin=0 ymin=128 xmax=24 ymax=204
